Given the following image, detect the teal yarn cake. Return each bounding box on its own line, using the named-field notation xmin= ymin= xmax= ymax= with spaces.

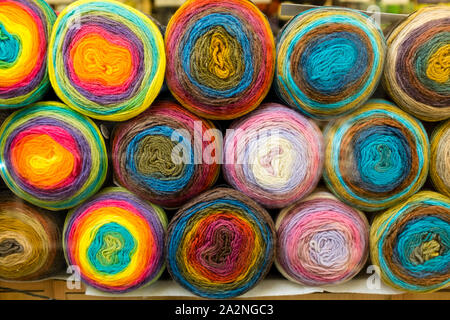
xmin=276 ymin=7 xmax=386 ymax=119
xmin=324 ymin=99 xmax=429 ymax=212
xmin=370 ymin=191 xmax=450 ymax=293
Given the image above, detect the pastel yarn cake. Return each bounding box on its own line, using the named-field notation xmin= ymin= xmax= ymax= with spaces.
xmin=63 ymin=187 xmax=167 ymax=293
xmin=276 ymin=191 xmax=369 ymax=286
xmin=0 ymin=194 xmax=64 ymax=281
xmin=0 ymin=102 xmax=108 ymax=210
xmin=48 ymin=0 xmax=165 ymax=121
xmin=431 ymin=119 xmax=450 ymax=197
xmin=370 ymin=191 xmax=450 ymax=292
xmin=323 ymin=99 xmax=429 ymax=212
xmin=112 ymin=101 xmax=220 ymax=209
xmin=223 ymin=103 xmax=323 ymax=208
xmin=165 ymin=0 xmax=275 ymax=120
xmin=383 ymin=6 xmax=450 ymax=121
xmin=0 ymin=0 xmax=56 ymax=107
xmin=276 ymin=7 xmax=385 ymax=119
xmin=166 ymin=188 xmax=276 ymax=298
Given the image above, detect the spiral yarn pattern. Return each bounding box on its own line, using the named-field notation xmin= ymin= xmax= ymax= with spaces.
xmin=324 ymin=99 xmax=429 ymax=212
xmin=370 ymin=191 xmax=450 ymax=292
xmin=275 ymin=191 xmax=369 ymax=286
xmin=63 ymin=187 xmax=167 ymax=293
xmin=48 ymin=0 xmax=165 ymax=121
xmin=223 ymin=103 xmax=323 ymax=208
xmin=431 ymin=120 xmax=450 ymax=197
xmin=0 ymin=0 xmax=56 ymax=107
xmin=166 ymin=187 xmax=275 ymax=298
xmin=383 ymin=6 xmax=450 ymax=121
xmin=165 ymin=0 xmax=275 ymax=120
xmin=0 ymin=102 xmax=108 ymax=210
xmin=0 ymin=194 xmax=64 ymax=281
xmin=276 ymin=7 xmax=385 ymax=119
xmin=112 ymin=101 xmax=220 ymax=209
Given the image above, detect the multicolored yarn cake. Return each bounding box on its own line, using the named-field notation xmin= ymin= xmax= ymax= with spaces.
xmin=112 ymin=101 xmax=220 ymax=209
xmin=0 ymin=0 xmax=56 ymax=108
xmin=323 ymin=99 xmax=429 ymax=212
xmin=383 ymin=6 xmax=450 ymax=122
xmin=370 ymin=191 xmax=450 ymax=292
xmin=276 ymin=7 xmax=386 ymax=119
xmin=275 ymin=191 xmax=369 ymax=286
xmin=0 ymin=101 xmax=108 ymax=211
xmin=223 ymin=103 xmax=323 ymax=208
xmin=431 ymin=120 xmax=450 ymax=197
xmin=166 ymin=187 xmax=276 ymax=298
xmin=63 ymin=187 xmax=167 ymax=293
xmin=165 ymin=0 xmax=275 ymax=120
xmin=0 ymin=194 xmax=64 ymax=281
xmin=48 ymin=0 xmax=165 ymax=121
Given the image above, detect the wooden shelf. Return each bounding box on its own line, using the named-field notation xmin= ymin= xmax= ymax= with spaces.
xmin=1 ymin=279 xmax=449 ymax=300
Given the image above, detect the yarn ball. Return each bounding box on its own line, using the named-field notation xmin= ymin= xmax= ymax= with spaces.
xmin=0 ymin=0 xmax=56 ymax=107
xmin=165 ymin=0 xmax=275 ymax=120
xmin=223 ymin=103 xmax=323 ymax=208
xmin=383 ymin=6 xmax=450 ymax=122
xmin=370 ymin=191 xmax=450 ymax=292
xmin=431 ymin=120 xmax=450 ymax=197
xmin=275 ymin=191 xmax=369 ymax=286
xmin=48 ymin=0 xmax=165 ymax=121
xmin=0 ymin=194 xmax=64 ymax=281
xmin=166 ymin=187 xmax=276 ymax=298
xmin=323 ymin=99 xmax=429 ymax=212
xmin=63 ymin=187 xmax=167 ymax=293
xmin=112 ymin=101 xmax=220 ymax=209
xmin=276 ymin=7 xmax=386 ymax=119
xmin=0 ymin=101 xmax=108 ymax=210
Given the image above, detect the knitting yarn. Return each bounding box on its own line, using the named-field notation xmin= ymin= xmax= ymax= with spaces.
xmin=323 ymin=99 xmax=429 ymax=212
xmin=0 ymin=0 xmax=56 ymax=107
xmin=48 ymin=0 xmax=165 ymax=121
xmin=63 ymin=187 xmax=167 ymax=293
xmin=112 ymin=101 xmax=220 ymax=209
xmin=276 ymin=7 xmax=385 ymax=120
xmin=275 ymin=191 xmax=369 ymax=286
xmin=383 ymin=6 xmax=450 ymax=122
xmin=166 ymin=187 xmax=275 ymax=298
xmin=370 ymin=191 xmax=450 ymax=292
xmin=165 ymin=0 xmax=275 ymax=120
xmin=0 ymin=102 xmax=108 ymax=210
xmin=223 ymin=103 xmax=323 ymax=208
xmin=0 ymin=194 xmax=64 ymax=281
xmin=431 ymin=120 xmax=450 ymax=197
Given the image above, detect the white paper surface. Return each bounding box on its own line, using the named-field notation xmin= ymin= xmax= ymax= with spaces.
xmin=84 ymin=276 xmax=404 ymax=298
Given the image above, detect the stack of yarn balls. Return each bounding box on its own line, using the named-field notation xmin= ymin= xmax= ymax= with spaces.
xmin=0 ymin=0 xmax=449 ymax=298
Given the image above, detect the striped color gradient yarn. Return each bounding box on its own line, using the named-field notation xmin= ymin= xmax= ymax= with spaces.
xmin=223 ymin=103 xmax=323 ymax=208
xmin=324 ymin=99 xmax=429 ymax=212
xmin=276 ymin=7 xmax=385 ymax=119
xmin=0 ymin=194 xmax=64 ymax=281
xmin=112 ymin=101 xmax=220 ymax=209
xmin=0 ymin=0 xmax=56 ymax=108
xmin=0 ymin=102 xmax=108 ymax=210
xmin=370 ymin=191 xmax=450 ymax=292
xmin=275 ymin=191 xmax=369 ymax=286
xmin=431 ymin=120 xmax=450 ymax=197
xmin=165 ymin=0 xmax=275 ymax=120
xmin=166 ymin=188 xmax=276 ymax=298
xmin=48 ymin=0 xmax=165 ymax=121
xmin=63 ymin=187 xmax=167 ymax=293
xmin=383 ymin=6 xmax=450 ymax=122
